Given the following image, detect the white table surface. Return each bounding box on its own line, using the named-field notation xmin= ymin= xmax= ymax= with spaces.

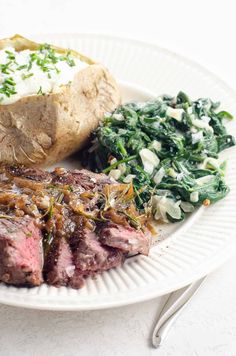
xmin=0 ymin=1 xmax=236 ymax=355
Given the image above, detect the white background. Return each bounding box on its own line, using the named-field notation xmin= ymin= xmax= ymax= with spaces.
xmin=0 ymin=1 xmax=236 ymax=355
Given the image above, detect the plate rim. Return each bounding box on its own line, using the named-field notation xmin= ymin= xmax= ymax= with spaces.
xmin=32 ymin=31 xmax=236 ymax=98
xmin=0 ymin=242 xmax=235 ymax=311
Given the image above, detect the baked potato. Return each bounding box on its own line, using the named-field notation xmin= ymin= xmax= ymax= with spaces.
xmin=0 ymin=35 xmax=121 ymax=167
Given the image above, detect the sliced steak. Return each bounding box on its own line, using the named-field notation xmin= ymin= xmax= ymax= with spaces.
xmin=0 ymin=216 xmax=43 ymax=286
xmin=69 ymin=229 xmax=124 ymax=289
xmin=99 ymin=223 xmax=151 ymax=255
xmin=5 ymin=165 xmax=52 ymax=183
xmin=44 ymin=238 xmax=75 ymax=287
xmin=51 ymin=168 xmax=112 ymax=190
xmin=0 ymin=165 xmax=151 ymax=289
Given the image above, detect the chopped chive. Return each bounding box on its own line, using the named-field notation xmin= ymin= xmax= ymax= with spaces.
xmin=37 ymin=86 xmax=44 ymax=95
xmin=0 ymin=43 xmax=77 ymax=100
xmin=5 ymin=50 xmax=15 ymax=60
xmin=22 ymin=73 xmax=34 ymax=80
xmin=17 ymin=64 xmax=28 ymax=70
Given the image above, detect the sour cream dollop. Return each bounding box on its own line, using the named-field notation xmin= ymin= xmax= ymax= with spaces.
xmin=0 ymin=45 xmax=88 ymax=104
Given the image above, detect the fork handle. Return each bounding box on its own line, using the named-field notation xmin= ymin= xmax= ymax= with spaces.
xmin=152 ymin=277 xmax=206 ymax=348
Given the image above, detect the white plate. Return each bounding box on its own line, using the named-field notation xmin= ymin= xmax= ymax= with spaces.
xmin=0 ymin=33 xmax=235 ymax=310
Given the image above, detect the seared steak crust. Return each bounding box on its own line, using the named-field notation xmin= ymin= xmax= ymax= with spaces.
xmin=44 ymin=238 xmax=74 ymax=287
xmin=69 ymin=228 xmax=124 ymax=289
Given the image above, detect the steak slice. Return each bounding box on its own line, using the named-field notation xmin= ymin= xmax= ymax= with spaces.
xmin=99 ymin=223 xmax=151 ymax=255
xmin=44 ymin=238 xmax=75 ymax=287
xmin=0 ymin=216 xmax=43 ymax=286
xmin=69 ymin=229 xmax=124 ymax=289
xmin=5 ymin=165 xmax=52 ymax=183
xmin=51 ymin=168 xmax=112 ymax=190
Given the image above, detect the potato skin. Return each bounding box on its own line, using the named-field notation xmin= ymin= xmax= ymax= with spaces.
xmin=0 ymin=64 xmax=121 ymax=167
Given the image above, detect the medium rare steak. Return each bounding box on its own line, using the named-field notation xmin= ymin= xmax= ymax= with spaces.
xmin=99 ymin=222 xmax=151 ymax=255
xmin=72 ymin=229 xmax=123 ymax=273
xmin=0 ymin=216 xmax=43 ymax=286
xmin=69 ymin=229 xmax=124 ymax=289
xmin=0 ymin=165 xmax=151 ymax=289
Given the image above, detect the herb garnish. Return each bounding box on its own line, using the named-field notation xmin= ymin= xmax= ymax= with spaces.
xmin=25 ymin=231 xmax=33 ymax=238
xmin=22 ymin=73 xmax=34 ymax=80
xmin=0 ymin=77 xmax=17 ymax=97
xmin=37 ymin=86 xmax=44 ymax=95
xmin=17 ymin=64 xmax=28 ymax=71
xmin=27 ymin=44 xmax=76 ymax=73
xmin=0 ymin=43 xmax=78 ymax=101
xmin=5 ymin=50 xmax=15 ymax=61
xmin=0 ymin=62 xmax=13 ymax=74
xmin=43 ymin=231 xmax=54 ymax=256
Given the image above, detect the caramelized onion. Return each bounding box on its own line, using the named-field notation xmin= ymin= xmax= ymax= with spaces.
xmin=0 ymin=166 xmax=151 ymax=250
xmin=13 ymin=177 xmax=45 ymax=191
